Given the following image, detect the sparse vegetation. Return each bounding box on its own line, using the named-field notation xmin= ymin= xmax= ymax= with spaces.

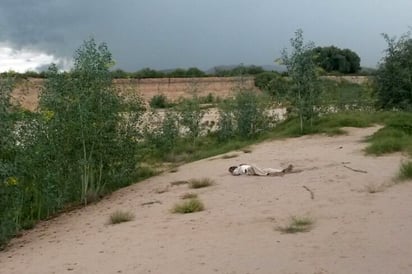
xmin=188 ymin=178 xmax=214 ymax=189
xmin=277 ymin=216 xmax=314 ymax=233
xmin=172 ymin=198 xmax=205 ymax=214
xmin=109 ymin=210 xmax=135 ymax=224
xmin=398 ymin=161 xmax=412 ymax=181
xmin=365 ymin=183 xmax=386 ymax=193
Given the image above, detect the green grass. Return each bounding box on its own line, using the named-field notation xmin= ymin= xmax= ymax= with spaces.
xmin=188 ymin=178 xmax=214 ymax=189
xmin=172 ymin=198 xmax=204 ymax=213
xmin=277 ymin=216 xmax=314 ymax=234
xmin=398 ymin=161 xmax=412 ymax=181
xmin=109 ymin=210 xmax=135 ymax=224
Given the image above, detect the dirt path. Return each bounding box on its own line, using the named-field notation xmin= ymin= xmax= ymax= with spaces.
xmin=1 ymin=127 xmax=411 ymax=274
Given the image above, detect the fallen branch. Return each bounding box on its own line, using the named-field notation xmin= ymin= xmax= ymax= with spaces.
xmin=302 ymin=185 xmax=315 ymax=200
xmin=343 ymin=165 xmax=368 ymax=174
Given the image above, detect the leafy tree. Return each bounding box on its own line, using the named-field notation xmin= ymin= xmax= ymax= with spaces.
xmin=313 ymin=46 xmax=361 ymax=73
xmin=186 ymin=67 xmax=206 ymax=77
xmin=374 ymin=31 xmax=412 ymax=111
xmin=280 ymin=29 xmax=320 ymax=132
xmin=177 ymin=97 xmax=205 ymax=143
xmin=38 ymin=38 xmax=144 ymax=205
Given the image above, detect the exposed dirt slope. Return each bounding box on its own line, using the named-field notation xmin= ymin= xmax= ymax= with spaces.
xmin=1 ymin=127 xmax=411 ymax=274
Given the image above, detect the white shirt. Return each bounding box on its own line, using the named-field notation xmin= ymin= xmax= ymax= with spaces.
xmin=232 ymin=164 xmax=252 ymax=176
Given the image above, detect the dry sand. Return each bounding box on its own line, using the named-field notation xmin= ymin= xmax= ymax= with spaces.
xmin=1 ymin=127 xmax=411 ymax=274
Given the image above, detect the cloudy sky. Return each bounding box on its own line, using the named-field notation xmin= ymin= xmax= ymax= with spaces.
xmin=0 ymin=0 xmax=411 ymax=72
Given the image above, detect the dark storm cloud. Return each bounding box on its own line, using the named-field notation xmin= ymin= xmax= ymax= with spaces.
xmin=1 ymin=0 xmax=411 ymax=71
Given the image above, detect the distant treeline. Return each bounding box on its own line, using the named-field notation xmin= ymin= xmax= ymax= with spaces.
xmin=0 ymin=65 xmax=268 ymax=79
xmin=0 ymin=45 xmax=376 ymax=80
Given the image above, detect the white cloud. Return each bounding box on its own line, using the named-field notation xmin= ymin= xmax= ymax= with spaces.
xmin=0 ymin=45 xmax=71 ymax=73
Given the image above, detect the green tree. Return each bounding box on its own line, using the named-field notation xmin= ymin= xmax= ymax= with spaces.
xmin=38 ymin=38 xmax=144 ymax=205
xmin=374 ymin=31 xmax=412 ymax=111
xmin=280 ymin=29 xmax=320 ymax=132
xmin=313 ymin=46 xmax=361 ymax=73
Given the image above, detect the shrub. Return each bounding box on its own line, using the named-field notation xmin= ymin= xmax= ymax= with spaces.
xmin=216 ymin=90 xmax=274 ymax=141
xmin=172 ymin=198 xmax=204 ymax=213
xmin=150 ymin=94 xmax=170 ymax=109
xmin=374 ymin=31 xmax=412 ymax=111
xmin=398 ymin=161 xmax=412 ymax=181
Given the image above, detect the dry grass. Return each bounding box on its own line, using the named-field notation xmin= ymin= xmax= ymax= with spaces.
xmin=242 ymin=148 xmax=252 ymax=153
xmin=109 ymin=210 xmax=135 ymax=225
xmin=277 ymin=216 xmax=314 ymax=234
xmin=188 ymin=178 xmax=214 ymax=189
xmin=172 ymin=198 xmax=205 ymax=214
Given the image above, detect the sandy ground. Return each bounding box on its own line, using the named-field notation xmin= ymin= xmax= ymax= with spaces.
xmin=1 ymin=127 xmax=411 ymax=274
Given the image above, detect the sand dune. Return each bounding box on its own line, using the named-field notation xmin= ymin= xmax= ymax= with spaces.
xmin=1 ymin=127 xmax=411 ymax=274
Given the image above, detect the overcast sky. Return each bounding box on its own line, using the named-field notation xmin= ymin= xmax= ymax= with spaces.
xmin=0 ymin=0 xmax=411 ymax=72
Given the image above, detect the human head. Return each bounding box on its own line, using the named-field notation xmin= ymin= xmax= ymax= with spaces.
xmin=228 ymin=166 xmax=237 ymax=174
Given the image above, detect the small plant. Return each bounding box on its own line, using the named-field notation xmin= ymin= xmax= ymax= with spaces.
xmin=188 ymin=178 xmax=214 ymax=189
xmin=242 ymin=148 xmax=252 ymax=153
xmin=109 ymin=210 xmax=135 ymax=224
xmin=149 ymin=94 xmax=169 ymax=108
xmin=277 ymin=216 xmax=314 ymax=233
xmin=172 ymin=198 xmax=204 ymax=213
xmin=181 ymin=192 xmax=198 ymax=199
xmin=398 ymin=161 xmax=412 ymax=181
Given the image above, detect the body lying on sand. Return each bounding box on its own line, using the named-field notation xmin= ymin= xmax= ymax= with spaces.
xmin=228 ymin=164 xmax=296 ymax=176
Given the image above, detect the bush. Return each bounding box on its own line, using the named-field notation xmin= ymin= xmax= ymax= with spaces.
xmin=217 ymin=90 xmax=274 ymax=141
xmin=172 ymin=198 xmax=204 ymax=213
xmin=398 ymin=161 xmax=412 ymax=181
xmin=374 ymin=31 xmax=412 ymax=110
xmin=150 ymin=94 xmax=170 ymax=109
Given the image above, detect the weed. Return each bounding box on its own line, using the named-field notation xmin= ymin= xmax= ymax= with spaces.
xmin=242 ymin=148 xmax=252 ymax=153
xmin=172 ymin=198 xmax=204 ymax=213
xmin=277 ymin=216 xmax=314 ymax=233
xmin=109 ymin=210 xmax=135 ymax=224
xmin=189 ymin=178 xmax=214 ymax=189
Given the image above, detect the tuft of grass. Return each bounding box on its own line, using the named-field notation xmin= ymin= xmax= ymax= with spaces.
xmin=242 ymin=148 xmax=252 ymax=153
xmin=398 ymin=161 xmax=412 ymax=181
xmin=188 ymin=178 xmax=214 ymax=189
xmin=277 ymin=216 xmax=314 ymax=234
xmin=109 ymin=210 xmax=135 ymax=225
xmin=172 ymin=198 xmax=204 ymax=214
xmin=181 ymin=192 xmax=198 ymax=199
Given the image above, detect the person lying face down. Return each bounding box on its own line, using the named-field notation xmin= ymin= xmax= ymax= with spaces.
xmin=228 ymin=163 xmax=293 ymax=176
